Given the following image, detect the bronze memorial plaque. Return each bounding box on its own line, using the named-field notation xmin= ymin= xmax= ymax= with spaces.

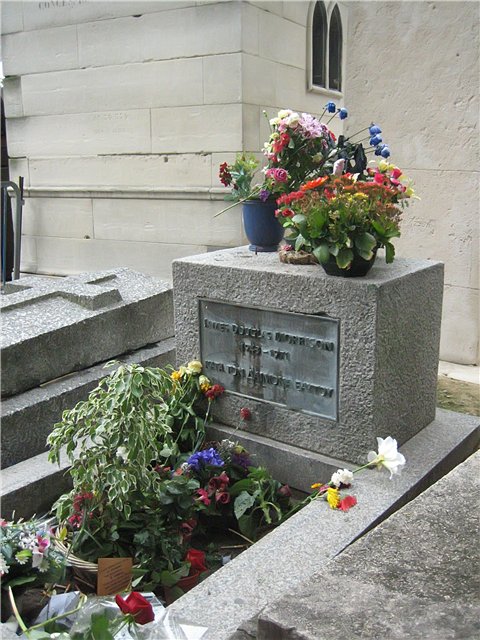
xmin=199 ymin=299 xmax=339 ymax=420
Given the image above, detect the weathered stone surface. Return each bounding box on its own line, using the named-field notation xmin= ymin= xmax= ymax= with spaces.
xmin=173 ymin=248 xmax=444 ymax=464
xmin=257 ymin=450 xmax=480 ymax=640
xmin=1 ymin=268 xmax=173 ymax=397
xmin=167 ymin=409 xmax=479 ymax=639
xmin=1 ymin=340 xmax=175 ymax=469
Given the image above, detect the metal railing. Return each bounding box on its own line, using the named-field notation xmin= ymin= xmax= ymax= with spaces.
xmin=1 ymin=177 xmax=24 ymax=283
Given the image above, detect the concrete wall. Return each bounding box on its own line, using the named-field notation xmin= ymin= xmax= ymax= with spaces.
xmin=343 ymin=1 xmax=479 ymax=365
xmin=1 ymin=0 xmax=478 ymax=364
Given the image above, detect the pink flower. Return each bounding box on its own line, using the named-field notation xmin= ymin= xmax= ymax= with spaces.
xmin=281 ymin=208 xmax=294 ymax=218
xmin=278 ymin=484 xmax=292 ymax=497
xmin=215 ymin=491 xmax=231 ymax=505
xmin=391 ymin=167 xmax=402 ymax=179
xmin=374 ymin=172 xmax=385 ymax=185
xmin=197 ymin=488 xmax=211 ymax=506
xmin=338 ymin=495 xmax=357 ymax=511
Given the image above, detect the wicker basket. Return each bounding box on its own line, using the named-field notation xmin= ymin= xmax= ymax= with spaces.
xmin=54 ymin=536 xmax=98 ymax=592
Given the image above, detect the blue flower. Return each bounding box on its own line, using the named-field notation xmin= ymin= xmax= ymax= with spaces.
xmin=326 ymin=102 xmax=336 ymax=113
xmin=187 ymin=448 xmax=224 ymax=471
xmin=338 ymin=108 xmax=348 ymax=120
xmin=375 ymin=144 xmax=386 ymax=156
xmin=369 ymin=134 xmax=382 ymax=146
xmin=369 ymin=124 xmax=382 ymax=135
xmin=380 ymin=145 xmax=391 ymax=158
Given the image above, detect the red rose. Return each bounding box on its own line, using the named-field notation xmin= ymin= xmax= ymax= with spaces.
xmin=185 ymin=548 xmax=207 ymax=573
xmin=115 ymin=592 xmax=155 ymax=625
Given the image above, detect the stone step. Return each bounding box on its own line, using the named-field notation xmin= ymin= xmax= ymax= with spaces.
xmin=256 ymin=448 xmax=480 ymax=640
xmin=167 ymin=409 xmax=479 ymax=640
xmin=1 ymin=339 xmax=176 ymax=469
xmin=1 ymin=268 xmax=173 ymax=397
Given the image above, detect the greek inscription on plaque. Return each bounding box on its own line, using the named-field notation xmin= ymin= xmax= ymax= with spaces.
xmin=199 ymin=300 xmax=339 ymax=420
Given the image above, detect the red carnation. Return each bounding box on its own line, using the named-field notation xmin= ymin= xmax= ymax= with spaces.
xmin=240 ymin=407 xmax=251 ymax=421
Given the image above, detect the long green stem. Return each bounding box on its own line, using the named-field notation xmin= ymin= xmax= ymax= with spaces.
xmin=26 ymin=595 xmax=88 ymax=631
xmin=213 ymin=185 xmax=261 ymax=218
xmin=8 ymin=587 xmax=28 ymax=633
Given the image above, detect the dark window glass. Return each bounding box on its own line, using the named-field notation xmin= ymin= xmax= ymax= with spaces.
xmin=328 ymin=4 xmax=342 ymax=91
xmin=312 ymin=2 xmax=327 ymax=87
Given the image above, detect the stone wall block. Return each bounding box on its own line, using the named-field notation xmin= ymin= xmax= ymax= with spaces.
xmin=257 ymin=8 xmax=305 ymax=69
xmin=2 ymin=77 xmax=24 ymax=118
xmin=1 ymin=2 xmax=23 ymax=35
xmin=28 ymin=154 xmax=212 ymax=189
xmin=20 ymin=1 xmax=192 ymax=32
xmin=7 ymin=110 xmax=151 ymax=157
xmin=22 ymin=198 xmax=94 ymax=239
xmin=441 ymin=285 xmax=479 ymax=365
xmin=20 ymin=236 xmax=208 ymax=282
xmin=92 ymin=198 xmax=243 ymax=246
xmin=77 ymin=3 xmax=241 ymax=68
xmin=203 ymin=54 xmax=242 ymax=105
xmin=2 ymin=25 xmax=78 ymax=75
xmin=21 ymin=58 xmax=204 ymax=116
xmin=151 ymin=105 xmax=242 ymax=153
xmin=242 ymin=54 xmax=277 ymax=106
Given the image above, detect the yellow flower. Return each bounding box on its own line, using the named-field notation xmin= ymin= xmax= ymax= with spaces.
xmin=199 ymin=375 xmax=210 ymax=387
xmin=353 ymin=192 xmax=368 ymax=200
xmin=200 ymin=382 xmax=211 ymax=393
xmin=326 ymin=487 xmax=340 ymax=509
xmin=186 ymin=360 xmax=203 ymax=375
xmin=311 ymin=482 xmax=322 ymax=490
xmin=171 ymin=370 xmax=182 ymax=382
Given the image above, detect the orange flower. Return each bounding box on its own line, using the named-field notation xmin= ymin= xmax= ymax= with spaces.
xmin=300 ymin=176 xmax=328 ymax=192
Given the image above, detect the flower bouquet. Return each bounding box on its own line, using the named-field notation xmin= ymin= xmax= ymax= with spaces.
xmin=275 ymin=159 xmax=415 ymax=275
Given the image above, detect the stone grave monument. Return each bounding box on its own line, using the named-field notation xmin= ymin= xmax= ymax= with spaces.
xmin=1 ymin=268 xmax=175 ymax=517
xmin=169 ymin=246 xmax=479 ymax=638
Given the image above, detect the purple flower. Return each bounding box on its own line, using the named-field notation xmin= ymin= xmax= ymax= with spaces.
xmin=338 ymin=108 xmax=348 ymax=120
xmin=369 ymin=124 xmax=382 ymax=135
xmin=326 ymin=102 xmax=336 ymax=113
xmin=298 ymin=113 xmax=327 ymax=139
xmin=259 ymin=189 xmax=270 ymax=202
xmin=187 ymin=448 xmax=224 ymax=471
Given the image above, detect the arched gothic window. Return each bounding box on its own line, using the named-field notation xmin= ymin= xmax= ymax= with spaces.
xmin=311 ymin=2 xmax=343 ymax=92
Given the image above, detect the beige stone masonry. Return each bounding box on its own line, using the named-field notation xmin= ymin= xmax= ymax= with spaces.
xmin=7 ymin=110 xmax=151 ymax=157
xmin=77 ymin=3 xmax=241 ymax=69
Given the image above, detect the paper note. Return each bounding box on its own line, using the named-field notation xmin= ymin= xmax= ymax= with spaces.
xmin=97 ymin=557 xmax=133 ymax=595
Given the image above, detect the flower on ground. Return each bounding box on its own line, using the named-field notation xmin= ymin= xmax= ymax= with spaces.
xmin=171 ymin=370 xmax=182 ymax=381
xmin=338 ymin=495 xmax=357 ymax=511
xmin=115 ymin=592 xmax=155 ymax=625
xmin=330 ymin=468 xmax=354 ymax=488
xmin=367 ymin=436 xmax=406 ymax=478
xmin=326 ymin=487 xmax=340 ymax=509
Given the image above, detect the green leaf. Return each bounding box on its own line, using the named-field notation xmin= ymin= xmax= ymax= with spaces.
xmin=385 ymin=241 xmax=395 ymax=263
xmin=229 ymin=478 xmax=254 ymax=498
xmin=336 ymin=248 xmax=354 ymax=269
xmin=90 ymin=612 xmax=115 ymax=640
xmin=234 ymin=491 xmax=257 ymax=520
xmin=354 ymin=232 xmax=376 ymax=253
xmin=294 ymin=234 xmax=306 ymax=252
xmin=312 ymin=244 xmax=330 ymax=264
xmin=4 ymin=575 xmax=37 ymax=588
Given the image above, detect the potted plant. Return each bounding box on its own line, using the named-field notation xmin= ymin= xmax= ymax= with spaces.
xmin=275 ymin=160 xmax=415 ymax=276
xmin=47 ymin=361 xmax=221 ymax=594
